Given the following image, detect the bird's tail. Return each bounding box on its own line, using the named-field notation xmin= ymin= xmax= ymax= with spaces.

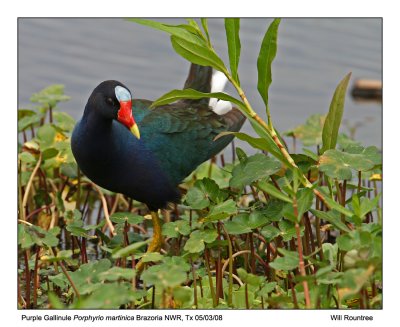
xmin=182 ymin=64 xmax=213 ymax=105
xmin=182 ymin=63 xmax=246 ymax=130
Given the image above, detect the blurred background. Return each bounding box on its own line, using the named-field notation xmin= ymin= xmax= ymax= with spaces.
xmin=18 ymin=18 xmax=382 ymax=152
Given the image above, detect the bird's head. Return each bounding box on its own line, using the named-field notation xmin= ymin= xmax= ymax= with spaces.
xmin=88 ymin=80 xmax=140 ymax=139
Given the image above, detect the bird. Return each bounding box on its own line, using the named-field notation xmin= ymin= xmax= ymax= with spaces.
xmin=71 ymin=63 xmax=245 ymax=269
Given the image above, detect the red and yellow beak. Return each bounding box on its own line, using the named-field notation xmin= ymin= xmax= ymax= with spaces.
xmin=115 ymin=86 xmax=140 ymax=139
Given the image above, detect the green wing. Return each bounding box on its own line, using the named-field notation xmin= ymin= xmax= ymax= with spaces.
xmin=132 ymin=100 xmax=244 ymax=184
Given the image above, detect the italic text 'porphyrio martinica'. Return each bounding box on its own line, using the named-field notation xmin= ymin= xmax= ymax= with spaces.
xmin=71 ymin=64 xmax=245 ymax=268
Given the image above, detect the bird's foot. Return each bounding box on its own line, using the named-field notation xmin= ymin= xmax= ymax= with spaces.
xmin=136 ymin=211 xmax=162 ymax=273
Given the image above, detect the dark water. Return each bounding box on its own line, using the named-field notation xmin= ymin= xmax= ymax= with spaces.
xmin=18 ymin=18 xmax=382 ymax=151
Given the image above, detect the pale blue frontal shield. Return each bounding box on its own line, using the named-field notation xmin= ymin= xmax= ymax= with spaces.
xmin=115 ymin=86 xmax=131 ymax=102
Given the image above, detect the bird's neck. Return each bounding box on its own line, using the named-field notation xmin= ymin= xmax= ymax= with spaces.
xmin=82 ymin=106 xmax=113 ymax=133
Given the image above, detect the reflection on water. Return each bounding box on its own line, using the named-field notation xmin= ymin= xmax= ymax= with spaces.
xmin=18 ymin=18 xmax=382 ymax=150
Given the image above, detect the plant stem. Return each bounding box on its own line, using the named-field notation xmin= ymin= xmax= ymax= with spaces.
xmin=293 ymin=196 xmax=311 ymax=308
xmin=24 ymin=250 xmax=31 ymax=308
xmin=204 ymin=249 xmax=217 ymax=307
xmin=222 ymin=225 xmax=233 ymax=307
xmin=32 ymin=247 xmax=40 ymax=308
xmin=190 ymin=258 xmax=198 ymax=309
xmin=21 ymin=153 xmax=42 ymax=221
xmin=59 ymin=260 xmax=80 ymax=298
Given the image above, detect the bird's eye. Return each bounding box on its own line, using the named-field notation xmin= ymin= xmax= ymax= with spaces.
xmin=106 ymin=97 xmax=115 ymax=106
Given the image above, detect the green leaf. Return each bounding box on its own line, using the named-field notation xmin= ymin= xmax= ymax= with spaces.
xmin=201 ymin=18 xmax=210 ymax=44
xmin=112 ymin=240 xmax=150 ymax=259
xmin=203 ymin=199 xmax=237 ymax=222
xmin=257 ymin=18 xmax=281 ymax=109
xmin=30 ymin=84 xmax=70 ymax=108
xmin=321 ymin=72 xmax=352 ymax=153
xmin=269 ymin=249 xmax=299 ymax=271
xmin=260 ymin=225 xmax=281 ymax=241
xmin=337 ymin=234 xmax=354 ymax=251
xmin=230 ymin=153 xmax=281 ymax=189
xmin=287 ymin=114 xmax=325 ymax=146
xmin=141 ymin=264 xmax=187 ymax=289
xmin=184 ymin=230 xmax=218 ymax=253
xmin=310 ymin=209 xmax=351 ymax=233
xmin=215 ymin=131 xmax=281 ymax=159
xmin=197 ymin=178 xmax=229 ymax=204
xmin=19 ymin=152 xmax=36 ymax=164
xmin=315 ymin=186 xmax=353 ymax=217
xmin=110 ymin=212 xmax=144 ymax=225
xmin=98 ymin=267 xmax=136 ymax=281
xmin=53 ymin=111 xmax=76 ymax=132
xmin=248 ymin=211 xmax=270 ymax=229
xmin=73 ymin=283 xmax=134 ymax=309
xmin=248 ymin=118 xmax=287 ymax=162
xmin=278 ymin=220 xmax=302 ymax=242
xmin=37 ymin=124 xmax=56 ymax=148
xmin=350 ymin=193 xmax=381 ymax=220
xmin=185 ymin=185 xmax=210 ymax=210
xmin=42 ymin=148 xmax=59 ymax=160
xmin=171 ymin=36 xmax=227 ymax=73
xmin=237 ymin=268 xmax=265 ymax=286
xmin=18 ymin=114 xmax=41 ymax=132
xmin=257 ymin=180 xmax=292 ymax=203
xmin=224 ymin=213 xmax=252 ymax=235
xmin=258 ymin=282 xmax=277 ymax=297
xmin=140 ymin=252 xmax=164 ymax=263
xmin=319 ymin=148 xmax=378 ymax=180
xmin=296 ymin=188 xmax=314 ymax=219
xmin=162 ymin=220 xmax=191 ymax=238
xmin=150 ymin=88 xmax=245 ymax=110
xmin=128 ymin=19 xmax=206 ymax=46
xmin=225 ymin=18 xmax=241 ymax=84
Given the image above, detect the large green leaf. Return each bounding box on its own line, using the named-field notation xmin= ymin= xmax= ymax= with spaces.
xmin=162 ymin=220 xmax=191 ymax=238
xmin=201 ymin=18 xmax=210 ymax=44
xmin=150 ymin=88 xmax=245 ymax=110
xmin=257 ymin=18 xmax=281 ymax=109
xmin=215 ymin=131 xmax=282 ymax=161
xmin=110 ymin=212 xmax=144 ymax=225
xmin=170 ymin=36 xmax=227 ymax=73
xmin=286 ymin=114 xmax=325 ymax=146
xmin=269 ymin=249 xmax=299 ymax=271
xmin=203 ymin=199 xmax=237 ymax=222
xmin=225 ymin=18 xmax=241 ymax=84
xmin=128 ymin=19 xmax=205 ymax=46
xmin=248 ymin=118 xmax=287 ymax=163
xmin=319 ymin=147 xmax=380 ymax=180
xmin=224 ymin=214 xmax=252 ymax=235
xmin=310 ymin=209 xmax=351 ymax=233
xmin=184 ymin=230 xmax=218 ymax=253
xmin=230 ymin=153 xmax=281 ymax=189
xmin=30 ymin=84 xmax=70 ymax=108
xmin=315 ymin=187 xmax=354 ymax=217
xmin=321 ymin=72 xmax=352 ymax=153
xmin=256 ymin=180 xmax=292 ymax=203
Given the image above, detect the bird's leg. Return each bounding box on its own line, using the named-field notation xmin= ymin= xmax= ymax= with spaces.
xmin=136 ymin=210 xmax=162 ymax=272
